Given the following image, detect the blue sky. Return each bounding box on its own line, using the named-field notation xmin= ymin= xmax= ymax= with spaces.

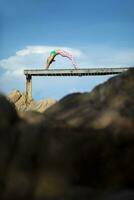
xmin=0 ymin=0 xmax=134 ymax=100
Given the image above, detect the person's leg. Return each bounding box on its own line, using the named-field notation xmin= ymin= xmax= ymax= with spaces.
xmin=71 ymin=57 xmax=78 ymax=69
xmin=45 ymin=56 xmax=54 ymax=69
xmin=65 ymin=55 xmax=78 ymax=69
xmin=57 ymin=50 xmax=78 ymax=69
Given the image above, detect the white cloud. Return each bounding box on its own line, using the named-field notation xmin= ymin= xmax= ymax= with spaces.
xmin=0 ymin=45 xmax=134 ymax=99
xmin=80 ymin=46 xmax=134 ymax=68
xmin=16 ymin=45 xmax=83 ymax=57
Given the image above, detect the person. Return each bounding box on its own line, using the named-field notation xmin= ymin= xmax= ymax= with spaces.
xmin=45 ymin=49 xmax=78 ymax=69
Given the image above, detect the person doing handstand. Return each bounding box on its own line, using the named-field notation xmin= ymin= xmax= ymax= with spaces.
xmin=45 ymin=49 xmax=78 ymax=69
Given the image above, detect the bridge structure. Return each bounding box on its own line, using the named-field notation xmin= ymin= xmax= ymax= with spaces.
xmin=24 ymin=67 xmax=130 ymax=104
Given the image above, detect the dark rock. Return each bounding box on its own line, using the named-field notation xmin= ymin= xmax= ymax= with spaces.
xmin=0 ymin=94 xmax=19 ymax=131
xmin=44 ymin=68 xmax=134 ymax=128
xmin=0 ymin=69 xmax=134 ymax=199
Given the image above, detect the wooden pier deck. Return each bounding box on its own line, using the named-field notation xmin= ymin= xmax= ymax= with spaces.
xmin=24 ymin=67 xmax=129 ymax=77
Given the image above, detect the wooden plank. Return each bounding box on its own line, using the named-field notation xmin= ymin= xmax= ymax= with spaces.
xmin=24 ymin=67 xmax=130 ymax=77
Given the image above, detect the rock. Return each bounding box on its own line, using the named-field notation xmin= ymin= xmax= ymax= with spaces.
xmin=15 ymin=94 xmax=26 ymax=111
xmin=0 ymin=68 xmax=134 ymax=199
xmin=103 ymin=190 xmax=134 ymax=200
xmin=44 ymin=68 xmax=134 ymax=128
xmin=8 ymin=90 xmax=22 ymax=104
xmin=19 ymin=111 xmax=45 ymax=124
xmin=0 ymin=94 xmax=20 ymax=197
xmin=0 ymin=94 xmax=19 ymax=130
xmin=8 ymin=90 xmax=56 ymax=114
xmin=26 ymin=99 xmax=56 ymax=113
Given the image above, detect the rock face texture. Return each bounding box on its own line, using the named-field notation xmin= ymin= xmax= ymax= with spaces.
xmin=44 ymin=68 xmax=134 ymax=128
xmin=8 ymin=90 xmax=56 ymax=113
xmin=0 ymin=68 xmax=134 ymax=199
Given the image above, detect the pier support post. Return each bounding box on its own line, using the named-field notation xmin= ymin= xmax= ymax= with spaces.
xmin=26 ymin=74 xmax=32 ymax=105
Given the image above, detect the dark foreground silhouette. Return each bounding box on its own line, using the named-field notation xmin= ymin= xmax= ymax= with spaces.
xmin=0 ymin=68 xmax=134 ymax=199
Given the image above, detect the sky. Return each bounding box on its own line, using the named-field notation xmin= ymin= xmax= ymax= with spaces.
xmin=0 ymin=0 xmax=134 ymax=100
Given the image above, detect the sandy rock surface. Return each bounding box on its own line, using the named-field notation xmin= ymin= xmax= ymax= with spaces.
xmin=8 ymin=90 xmax=56 ymax=113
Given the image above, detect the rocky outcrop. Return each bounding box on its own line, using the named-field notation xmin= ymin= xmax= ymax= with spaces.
xmin=44 ymin=68 xmax=134 ymax=128
xmin=0 ymin=68 xmax=134 ymax=199
xmin=8 ymin=90 xmax=56 ymax=114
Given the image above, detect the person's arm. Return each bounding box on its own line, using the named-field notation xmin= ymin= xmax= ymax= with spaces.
xmin=45 ymin=58 xmax=50 ymax=69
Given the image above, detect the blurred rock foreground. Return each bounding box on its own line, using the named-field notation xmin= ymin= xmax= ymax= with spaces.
xmin=0 ymin=68 xmax=134 ymax=199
